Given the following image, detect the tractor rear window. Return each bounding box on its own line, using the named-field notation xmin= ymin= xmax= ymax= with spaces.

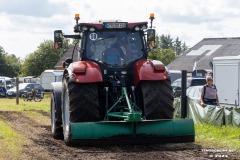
xmin=86 ymin=31 xmax=144 ymax=67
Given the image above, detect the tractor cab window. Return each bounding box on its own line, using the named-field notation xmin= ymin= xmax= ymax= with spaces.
xmin=86 ymin=31 xmax=144 ymax=67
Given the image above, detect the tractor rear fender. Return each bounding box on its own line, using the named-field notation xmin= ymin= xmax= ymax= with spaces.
xmin=51 ymin=82 xmax=62 ymax=111
xmin=134 ymin=59 xmax=169 ymax=86
xmin=63 ymin=61 xmax=103 ymax=83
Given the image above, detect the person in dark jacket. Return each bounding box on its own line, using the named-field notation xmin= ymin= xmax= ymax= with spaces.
xmin=110 ymin=36 xmax=127 ymax=58
xmin=200 ymin=75 xmax=219 ymax=106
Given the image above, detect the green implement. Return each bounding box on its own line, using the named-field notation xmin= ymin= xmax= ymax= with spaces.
xmin=69 ymin=87 xmax=194 ymax=145
xmin=71 ymin=119 xmax=194 ymax=144
xmin=106 ymin=87 xmax=142 ymax=122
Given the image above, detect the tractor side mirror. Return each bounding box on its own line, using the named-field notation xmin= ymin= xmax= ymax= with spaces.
xmin=54 ymin=30 xmax=63 ymax=49
xmin=147 ymin=29 xmax=155 ymax=42
xmin=147 ymin=29 xmax=155 ymax=49
xmin=62 ymin=58 xmax=73 ymax=68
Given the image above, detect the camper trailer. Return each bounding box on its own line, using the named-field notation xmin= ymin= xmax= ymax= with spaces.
xmin=40 ymin=70 xmax=63 ymax=91
xmin=19 ymin=76 xmax=40 ymax=83
xmin=213 ymin=56 xmax=240 ymax=106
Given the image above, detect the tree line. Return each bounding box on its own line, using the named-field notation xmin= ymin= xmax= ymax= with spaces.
xmin=0 ymin=34 xmax=188 ymax=78
xmin=148 ymin=34 xmax=188 ymax=65
xmin=0 ymin=46 xmax=21 ymax=77
xmin=0 ymin=40 xmax=69 ymax=77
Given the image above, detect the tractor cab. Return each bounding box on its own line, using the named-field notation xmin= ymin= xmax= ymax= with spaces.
xmin=85 ymin=30 xmax=144 ymax=67
xmin=54 ymin=15 xmax=155 ymax=69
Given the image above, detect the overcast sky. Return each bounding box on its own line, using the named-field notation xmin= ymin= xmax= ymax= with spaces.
xmin=1 ymin=0 xmax=240 ymax=59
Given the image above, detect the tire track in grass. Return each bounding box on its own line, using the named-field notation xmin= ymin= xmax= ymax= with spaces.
xmin=0 ymin=111 xmax=54 ymax=160
xmin=0 ymin=110 xmax=99 ymax=159
xmin=0 ymin=113 xmax=31 ymax=160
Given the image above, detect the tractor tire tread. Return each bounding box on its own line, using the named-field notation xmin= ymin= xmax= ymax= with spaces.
xmin=139 ymin=80 xmax=174 ymax=119
xmin=68 ymin=82 xmax=99 ymax=122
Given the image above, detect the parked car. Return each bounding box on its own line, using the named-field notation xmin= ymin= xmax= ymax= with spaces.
xmin=169 ymin=70 xmax=182 ymax=83
xmin=186 ymin=85 xmax=203 ymax=102
xmin=171 ymin=77 xmax=206 ymax=97
xmin=0 ymin=77 xmax=15 ymax=97
xmin=6 ymin=83 xmax=44 ymax=98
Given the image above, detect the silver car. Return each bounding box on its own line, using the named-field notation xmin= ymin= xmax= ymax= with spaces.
xmin=186 ymin=85 xmax=203 ymax=102
xmin=171 ymin=77 xmax=206 ymax=97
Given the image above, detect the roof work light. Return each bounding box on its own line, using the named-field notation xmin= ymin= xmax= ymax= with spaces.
xmin=150 ymin=13 xmax=155 ymax=19
xmin=149 ymin=13 xmax=155 ymax=29
xmin=75 ymin=14 xmax=80 ymax=26
xmin=75 ymin=14 xmax=80 ymax=20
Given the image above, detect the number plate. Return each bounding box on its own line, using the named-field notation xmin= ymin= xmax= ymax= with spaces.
xmin=103 ymin=22 xmax=127 ymax=29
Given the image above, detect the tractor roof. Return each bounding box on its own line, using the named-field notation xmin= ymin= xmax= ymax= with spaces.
xmin=77 ymin=21 xmax=148 ymax=30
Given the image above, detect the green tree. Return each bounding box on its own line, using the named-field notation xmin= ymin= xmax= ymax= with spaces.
xmin=4 ymin=54 xmax=21 ymax=77
xmin=148 ymin=48 xmax=176 ymax=65
xmin=174 ymin=37 xmax=182 ymax=56
xmin=159 ymin=34 xmax=173 ymax=49
xmin=148 ymin=34 xmax=188 ymax=65
xmin=21 ymin=40 xmax=68 ymax=77
xmin=181 ymin=42 xmax=189 ymax=52
xmin=158 ymin=34 xmax=189 ymax=56
xmin=0 ymin=46 xmax=7 ymax=76
xmin=0 ymin=46 xmax=21 ymax=77
xmin=149 ymin=35 xmax=176 ymax=65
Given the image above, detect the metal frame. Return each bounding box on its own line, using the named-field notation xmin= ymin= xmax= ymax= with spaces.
xmin=106 ymin=87 xmax=142 ymax=122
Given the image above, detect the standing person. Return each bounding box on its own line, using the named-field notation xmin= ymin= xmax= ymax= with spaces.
xmin=200 ymin=75 xmax=219 ymax=106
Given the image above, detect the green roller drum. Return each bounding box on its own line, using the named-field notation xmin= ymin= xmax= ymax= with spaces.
xmin=71 ymin=119 xmax=194 ymax=143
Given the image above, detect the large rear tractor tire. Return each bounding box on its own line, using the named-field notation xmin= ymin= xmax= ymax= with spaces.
xmin=62 ymin=78 xmax=99 ymax=145
xmin=137 ymin=80 xmax=174 ymax=119
xmin=51 ymin=93 xmax=63 ymax=139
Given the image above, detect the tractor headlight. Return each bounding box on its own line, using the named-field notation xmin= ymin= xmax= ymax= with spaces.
xmin=89 ymin=27 xmax=95 ymax=32
xmin=134 ymin=26 xmax=140 ymax=31
xmin=81 ymin=26 xmax=88 ymax=31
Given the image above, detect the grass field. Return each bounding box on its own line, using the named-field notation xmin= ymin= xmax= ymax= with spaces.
xmin=0 ymin=95 xmax=50 ymax=112
xmin=195 ymin=123 xmax=240 ymax=151
xmin=0 ymin=95 xmax=240 ymax=158
xmin=0 ymin=95 xmax=50 ymax=160
xmin=0 ymin=118 xmax=30 ymax=159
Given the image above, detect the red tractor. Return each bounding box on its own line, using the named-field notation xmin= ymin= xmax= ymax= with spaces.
xmin=51 ymin=13 xmax=194 ymax=145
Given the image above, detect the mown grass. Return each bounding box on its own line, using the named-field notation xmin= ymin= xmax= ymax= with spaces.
xmin=0 ymin=93 xmax=51 ymax=112
xmin=0 ymin=94 xmax=51 ymax=160
xmin=0 ymin=117 xmax=31 ymax=160
xmin=195 ymin=123 xmax=240 ymax=151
